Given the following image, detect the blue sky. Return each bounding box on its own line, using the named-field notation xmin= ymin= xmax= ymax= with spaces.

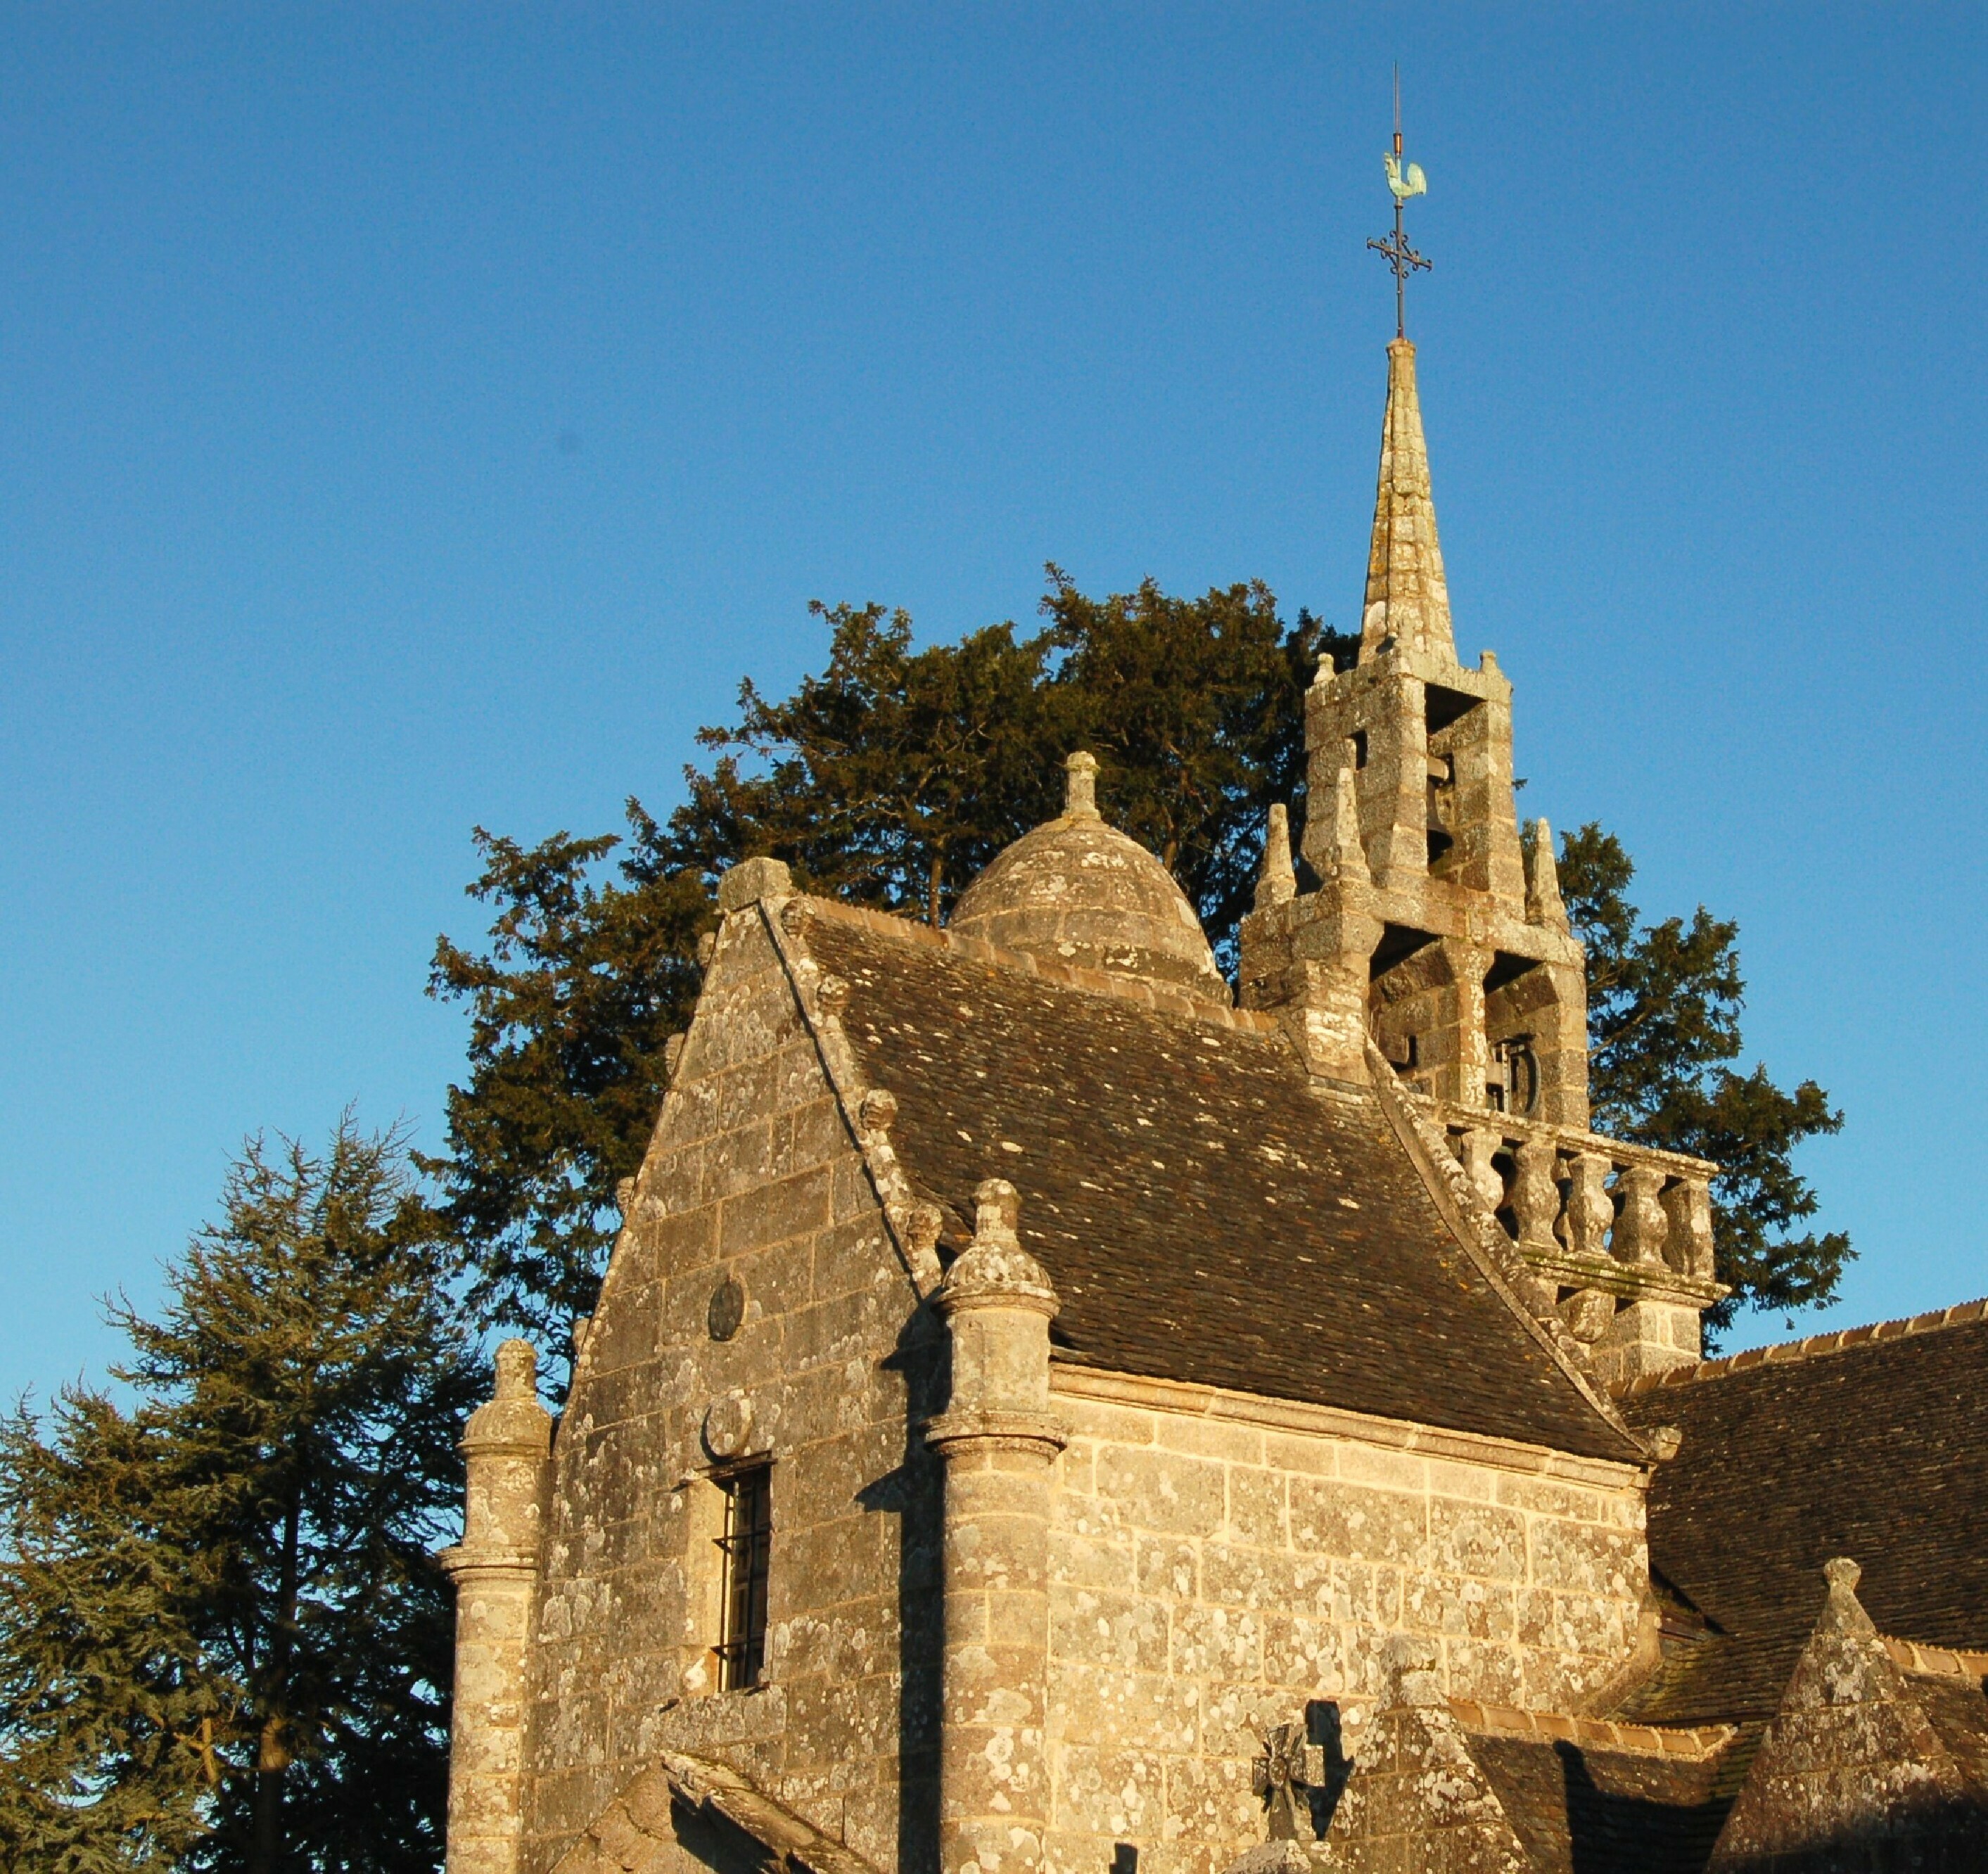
xmin=3 ymin=6 xmax=1984 ymax=1403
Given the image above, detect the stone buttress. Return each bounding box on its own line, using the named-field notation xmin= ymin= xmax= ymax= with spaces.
xmin=1239 ymin=338 xmax=1725 ymax=1388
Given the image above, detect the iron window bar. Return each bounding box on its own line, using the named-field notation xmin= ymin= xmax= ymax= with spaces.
xmin=715 ymin=1464 xmax=772 ymax=1690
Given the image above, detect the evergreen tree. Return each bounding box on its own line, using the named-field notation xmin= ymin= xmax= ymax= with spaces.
xmin=426 ymin=578 xmax=1331 ymax=1345
xmin=0 ymin=1118 xmax=478 ymax=1874
xmin=424 ymin=576 xmax=1845 ymax=1357
xmin=1555 ymin=824 xmax=1851 ymax=1334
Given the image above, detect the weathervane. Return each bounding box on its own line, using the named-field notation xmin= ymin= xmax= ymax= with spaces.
xmin=1366 ymin=68 xmax=1429 ymax=339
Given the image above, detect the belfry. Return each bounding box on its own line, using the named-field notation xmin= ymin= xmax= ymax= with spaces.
xmin=1240 ymin=334 xmax=1721 ymax=1387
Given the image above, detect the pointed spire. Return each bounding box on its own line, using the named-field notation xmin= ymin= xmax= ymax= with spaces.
xmin=1708 ymin=1557 xmax=1977 ymax=1869
xmin=1524 ymin=817 xmax=1569 ymax=932
xmin=1329 ymin=741 xmax=1372 ymax=888
xmin=1254 ymin=804 xmax=1296 ymax=910
xmin=1360 ymin=340 xmax=1456 ymax=663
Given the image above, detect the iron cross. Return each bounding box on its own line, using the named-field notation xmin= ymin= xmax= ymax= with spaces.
xmin=1366 ymin=74 xmax=1430 ymax=339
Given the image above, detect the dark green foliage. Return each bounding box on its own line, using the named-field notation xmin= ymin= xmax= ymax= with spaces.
xmin=427 ymin=576 xmax=1339 ymax=1348
xmin=1557 ymin=824 xmax=1851 ymax=1334
xmin=424 ymin=575 xmax=1844 ymax=1359
xmin=0 ymin=1119 xmax=479 ymax=1874
xmin=424 ymin=832 xmax=711 ymax=1339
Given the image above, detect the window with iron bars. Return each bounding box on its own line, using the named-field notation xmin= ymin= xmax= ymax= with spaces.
xmin=715 ymin=1464 xmax=772 ymax=1690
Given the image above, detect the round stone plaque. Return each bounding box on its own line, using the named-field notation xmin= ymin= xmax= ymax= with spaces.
xmin=702 ymin=1392 xmax=754 ymax=1460
xmin=707 ymin=1274 xmax=746 ymax=1342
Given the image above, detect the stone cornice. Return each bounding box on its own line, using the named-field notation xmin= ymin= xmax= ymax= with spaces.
xmin=436 ymin=1541 xmax=539 ymax=1580
xmin=1049 ymin=1361 xmax=1650 ymax=1492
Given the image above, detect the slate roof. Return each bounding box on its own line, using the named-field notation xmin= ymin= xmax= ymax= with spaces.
xmin=1618 ymin=1311 xmax=1988 ymax=1723
xmin=1466 ymin=1731 xmax=1747 ymax=1874
xmin=803 ymin=907 xmax=1640 ymax=1465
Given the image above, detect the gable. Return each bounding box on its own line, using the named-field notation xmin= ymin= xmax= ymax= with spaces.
xmin=520 ymin=904 xmax=936 ymax=1874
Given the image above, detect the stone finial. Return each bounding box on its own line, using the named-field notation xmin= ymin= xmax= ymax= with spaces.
xmin=1381 ymin=1633 xmax=1445 ymax=1711
xmin=492 ymin=1338 xmax=538 ymax=1402
xmin=715 ymin=855 xmax=793 ymax=912
xmin=974 ymin=1176 xmax=1021 ymax=1245
xmin=1305 ymin=741 xmax=1372 ymax=889
xmin=1063 ymin=749 xmax=1101 ymax=820
xmin=1524 ymin=818 xmax=1570 ymax=933
xmin=934 ymin=1178 xmax=1057 ymax=1320
xmin=1254 ymin=803 xmax=1297 ymax=910
xmin=463 ymin=1337 xmax=553 ymax=1455
xmin=1815 ymin=1555 xmax=1879 ymax=1638
xmin=1334 ymin=744 xmax=1371 ymax=884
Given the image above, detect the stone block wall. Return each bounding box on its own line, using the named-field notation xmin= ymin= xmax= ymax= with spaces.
xmin=516 ymin=907 xmax=941 ymax=1874
xmin=1040 ymin=1372 xmax=1649 ymax=1874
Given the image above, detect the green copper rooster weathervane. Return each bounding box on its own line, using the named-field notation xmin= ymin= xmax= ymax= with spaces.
xmin=1368 ymin=71 xmax=1429 ymax=338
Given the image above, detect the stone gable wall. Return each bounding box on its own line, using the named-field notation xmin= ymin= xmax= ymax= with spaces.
xmin=517 ymin=908 xmax=940 ymax=1874
xmin=1042 ymin=1379 xmax=1649 ymax=1874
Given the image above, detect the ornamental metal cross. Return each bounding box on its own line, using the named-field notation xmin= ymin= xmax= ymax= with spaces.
xmin=1366 ymin=73 xmax=1430 ymax=339
xmin=1252 ymin=1722 xmax=1325 ymax=1841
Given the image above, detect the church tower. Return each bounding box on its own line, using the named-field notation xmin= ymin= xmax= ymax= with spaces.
xmin=1240 ymin=332 xmax=1723 ymax=1385
xmin=1257 ymin=336 xmax=1590 ymax=1126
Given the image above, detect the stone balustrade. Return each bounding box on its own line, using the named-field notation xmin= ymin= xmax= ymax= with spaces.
xmin=1418 ymin=1098 xmax=1728 ymax=1388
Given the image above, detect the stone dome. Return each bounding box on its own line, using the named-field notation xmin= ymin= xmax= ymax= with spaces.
xmin=949 ymin=752 xmax=1228 ymax=1005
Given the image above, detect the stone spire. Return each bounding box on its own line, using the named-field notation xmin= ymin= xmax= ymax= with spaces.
xmin=1254 ymin=803 xmax=1296 ymax=910
xmin=1360 ymin=339 xmax=1456 ymax=662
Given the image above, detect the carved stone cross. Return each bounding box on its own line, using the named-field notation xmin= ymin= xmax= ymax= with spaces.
xmin=1251 ymin=1722 xmax=1325 ymax=1841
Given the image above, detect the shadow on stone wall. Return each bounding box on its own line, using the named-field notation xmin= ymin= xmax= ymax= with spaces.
xmin=865 ymin=1312 xmax=948 ymax=1874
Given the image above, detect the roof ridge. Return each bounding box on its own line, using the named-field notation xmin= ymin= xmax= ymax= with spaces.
xmin=796 ymin=892 xmax=1282 ymax=1035
xmin=1881 ymin=1633 xmax=1988 ymax=1682
xmin=1444 ymin=1695 xmax=1736 ymax=1760
xmin=1363 ymin=1033 xmax=1648 ymax=1462
xmin=1619 ymin=1297 xmax=1988 ymax=1396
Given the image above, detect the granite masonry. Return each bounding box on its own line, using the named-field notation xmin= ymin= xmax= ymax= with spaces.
xmin=441 ymin=342 xmax=1988 ymax=1874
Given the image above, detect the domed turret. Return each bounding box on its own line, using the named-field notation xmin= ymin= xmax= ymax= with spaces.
xmin=950 ymin=752 xmax=1228 ymax=1005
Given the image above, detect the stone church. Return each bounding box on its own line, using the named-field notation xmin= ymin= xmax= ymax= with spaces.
xmin=439 ymin=340 xmax=1988 ymax=1874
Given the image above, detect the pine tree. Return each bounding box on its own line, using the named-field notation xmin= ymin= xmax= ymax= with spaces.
xmin=0 ymin=1118 xmax=479 ymax=1873
xmin=425 ymin=578 xmax=1332 ymax=1346
xmin=423 ymin=577 xmax=1846 ymax=1358
xmin=1556 ymin=824 xmax=1851 ymax=1334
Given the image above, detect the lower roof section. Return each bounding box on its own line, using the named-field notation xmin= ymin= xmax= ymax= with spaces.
xmin=1620 ymin=1307 xmax=1988 ymax=1723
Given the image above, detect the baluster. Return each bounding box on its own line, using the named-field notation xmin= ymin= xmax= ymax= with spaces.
xmin=1559 ymin=1151 xmax=1614 ymax=1260
xmin=1660 ymin=1177 xmax=1716 ymax=1280
xmin=1510 ymin=1135 xmax=1560 ymax=1249
xmin=1612 ymin=1162 xmax=1668 ymax=1267
xmin=1458 ymin=1127 xmax=1506 ymax=1216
